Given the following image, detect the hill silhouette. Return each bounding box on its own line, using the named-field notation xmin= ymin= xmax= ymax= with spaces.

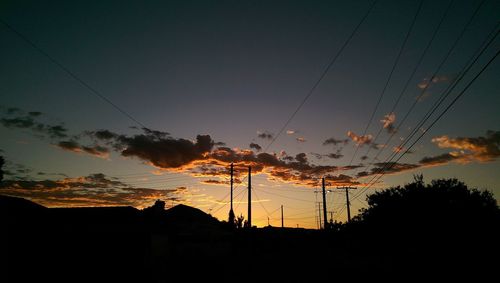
xmin=2 ymin=177 xmax=498 ymax=281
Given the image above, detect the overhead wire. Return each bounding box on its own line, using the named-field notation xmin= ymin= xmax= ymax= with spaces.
xmin=348 ymin=0 xmax=424 ymax=166
xmin=352 ymin=26 xmax=499 ymax=202
xmin=264 ymin=0 xmax=378 ymax=152
xmin=0 ymin=19 xmax=151 ymax=130
xmin=351 ymin=0 xmax=455 ymax=172
xmin=351 ymin=0 xmax=490 ymax=200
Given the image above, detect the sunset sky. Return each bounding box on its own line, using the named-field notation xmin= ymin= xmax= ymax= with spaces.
xmin=1 ymin=0 xmax=499 ymax=228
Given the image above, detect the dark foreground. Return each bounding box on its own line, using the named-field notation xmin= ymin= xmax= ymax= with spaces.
xmin=1 ymin=195 xmax=496 ymax=282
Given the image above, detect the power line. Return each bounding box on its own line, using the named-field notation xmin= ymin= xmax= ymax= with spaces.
xmin=351 ymin=0 xmax=490 ymax=199
xmin=0 ymin=18 xmax=150 ymax=130
xmin=253 ymin=187 xmax=316 ymax=203
xmin=363 ymin=0 xmax=486 ymax=169
xmin=351 ymin=0 xmax=455 ymax=172
xmin=348 ymin=0 xmax=424 ymax=165
xmin=264 ymin=0 xmax=378 ymax=152
xmin=353 ymin=32 xmax=499 ymax=201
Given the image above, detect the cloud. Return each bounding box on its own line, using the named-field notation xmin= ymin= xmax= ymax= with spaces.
xmin=312 ymin=151 xmax=344 ymax=160
xmin=380 ymin=113 xmax=396 ymax=134
xmin=323 ymin=137 xmax=349 ymax=146
xmin=357 ymin=162 xmax=420 ymax=178
xmin=296 ymin=137 xmax=306 ymax=143
xmin=0 ymin=109 xmax=68 ymax=139
xmin=113 ymin=131 xmax=215 ymax=168
xmin=0 ymin=173 xmax=184 ymax=208
xmin=430 ymin=131 xmax=500 ymax=163
xmin=249 ymin=142 xmax=262 ymax=152
xmin=324 ymin=174 xmax=360 ymax=187
xmin=347 ymin=131 xmax=373 ymax=146
xmin=326 ymin=153 xmax=343 ymax=159
xmin=257 ymin=131 xmax=273 ymax=140
xmin=417 ymin=75 xmax=449 ymax=89
xmin=286 ymin=130 xmax=296 ymax=135
xmin=419 ymin=153 xmax=457 ymax=166
xmin=57 ymin=140 xmax=110 ymax=158
xmin=360 ymin=155 xmax=368 ymax=161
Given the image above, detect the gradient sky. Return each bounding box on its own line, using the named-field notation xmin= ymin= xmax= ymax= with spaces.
xmin=1 ymin=0 xmax=499 ymax=228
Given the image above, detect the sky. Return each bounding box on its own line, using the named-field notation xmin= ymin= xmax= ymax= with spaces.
xmin=1 ymin=0 xmax=499 ymax=229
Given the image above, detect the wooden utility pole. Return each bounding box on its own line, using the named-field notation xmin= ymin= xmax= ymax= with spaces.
xmin=247 ymin=166 xmax=251 ymax=228
xmin=230 ymin=163 xmax=234 ymax=212
xmin=337 ymin=187 xmax=357 ymax=222
xmin=322 ymin=178 xmax=328 ymax=230
xmin=281 ymin=205 xmax=284 ymax=228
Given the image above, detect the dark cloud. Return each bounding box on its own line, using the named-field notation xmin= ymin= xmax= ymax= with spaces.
xmin=419 ymin=153 xmax=457 ymax=166
xmin=257 ymin=131 xmax=273 ymax=140
xmin=295 ymin=153 xmax=307 ymax=164
xmin=57 ymin=140 xmax=109 ymax=158
xmin=357 ymin=162 xmax=420 ymax=178
xmin=360 ymin=155 xmax=369 ymax=161
xmin=142 ymin=127 xmax=169 ymax=138
xmin=323 ymin=137 xmax=349 ymax=146
xmin=201 ymin=179 xmax=228 ymax=185
xmin=116 ymin=132 xmax=215 ymax=168
xmin=326 ymin=153 xmax=343 ymax=159
xmin=249 ymin=142 xmax=262 ymax=152
xmin=28 ymin=111 xmax=42 ymax=117
xmin=90 ymin=129 xmax=118 ymax=140
xmin=0 ymin=110 xmax=68 ymax=139
xmin=324 ymin=174 xmax=360 ymax=186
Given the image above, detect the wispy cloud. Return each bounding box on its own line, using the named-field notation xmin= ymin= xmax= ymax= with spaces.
xmin=286 ymin=130 xmax=296 ymax=135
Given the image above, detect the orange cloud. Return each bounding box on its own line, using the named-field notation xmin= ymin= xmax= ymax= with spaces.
xmin=347 ymin=131 xmax=373 ymax=146
xmin=431 ymin=131 xmax=500 ymax=163
xmin=0 ymin=173 xmax=185 ymax=208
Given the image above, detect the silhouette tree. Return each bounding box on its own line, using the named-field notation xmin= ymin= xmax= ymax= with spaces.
xmin=0 ymin=156 xmax=4 ymax=183
xmin=355 ymin=177 xmax=498 ymax=229
xmin=235 ymin=214 xmax=245 ymax=229
xmin=352 ymin=177 xmax=499 ymax=273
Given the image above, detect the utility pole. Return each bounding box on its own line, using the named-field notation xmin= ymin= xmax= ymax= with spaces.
xmin=230 ymin=163 xmax=233 ymax=212
xmin=337 ymin=187 xmax=357 ymax=222
xmin=317 ymin=202 xmax=322 ymax=229
xmin=322 ymin=177 xmax=328 ymax=230
xmin=247 ymin=166 xmax=251 ymax=228
xmin=281 ymin=205 xmax=284 ymax=228
xmin=229 ymin=163 xmax=235 ymax=224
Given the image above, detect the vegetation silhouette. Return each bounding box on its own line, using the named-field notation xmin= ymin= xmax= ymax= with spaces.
xmin=346 ymin=175 xmax=499 ymax=277
xmin=1 ymin=176 xmax=498 ymax=281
